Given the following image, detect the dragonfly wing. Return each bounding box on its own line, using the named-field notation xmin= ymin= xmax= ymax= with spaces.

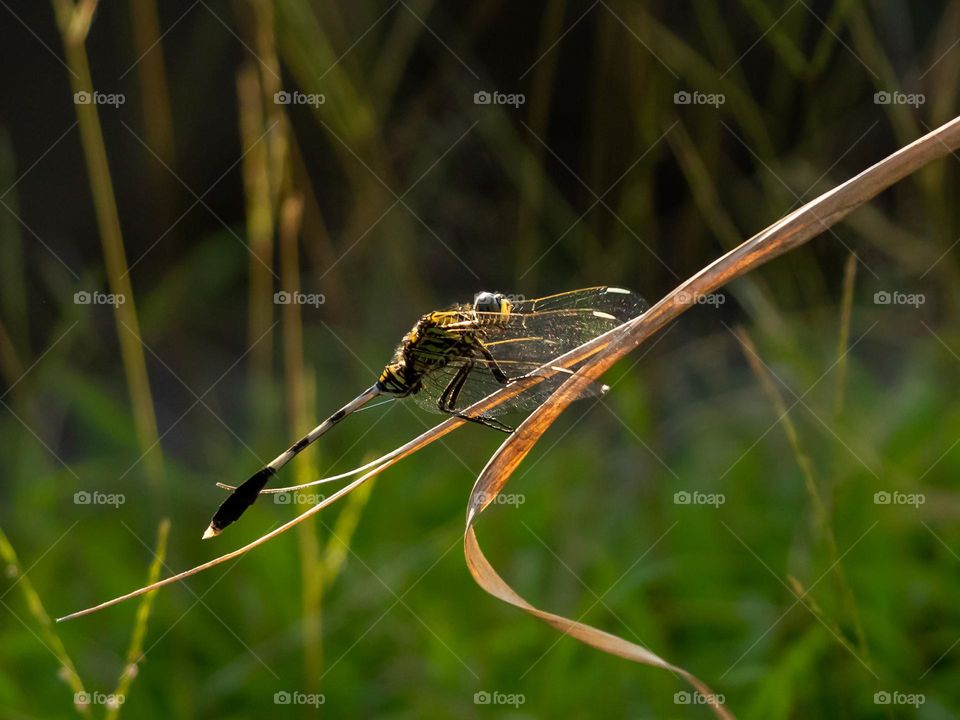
xmin=411 ymin=287 xmax=644 ymax=420
xmin=414 ymin=358 xmax=608 ymax=418
xmin=473 ymin=287 xmax=647 ymax=364
xmin=511 ymin=286 xmax=648 ymax=317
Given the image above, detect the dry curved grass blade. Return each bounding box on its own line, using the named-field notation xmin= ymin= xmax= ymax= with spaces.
xmin=59 ymin=116 xmax=960 ymax=715
xmin=59 ymin=350 xmax=602 ymax=622
xmin=463 ymin=115 xmax=960 ymax=719
xmin=56 ymin=421 xmax=458 ymax=621
xmin=57 ymin=326 xmax=624 ymax=620
xmin=464 ymin=368 xmax=735 ymax=718
xmin=464 ymin=527 xmax=734 ymax=717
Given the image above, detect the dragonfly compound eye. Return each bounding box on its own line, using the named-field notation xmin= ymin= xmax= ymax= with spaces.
xmin=473 ymin=291 xmax=509 ymax=314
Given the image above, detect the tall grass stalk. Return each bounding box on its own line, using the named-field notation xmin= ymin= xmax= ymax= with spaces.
xmin=105 ymin=518 xmax=170 ymax=720
xmin=834 ymin=252 xmax=858 ymax=420
xmin=516 ymin=0 xmax=564 ymax=279
xmin=321 ymin=472 xmax=376 ymax=586
xmin=666 ymin=122 xmax=791 ymax=349
xmin=0 ymin=127 xmax=30 ymax=374
xmin=0 ymin=526 xmax=89 ymax=715
xmin=52 ymin=0 xmax=165 ymax=492
xmin=128 ymin=0 xmax=176 ymax=212
xmin=237 ymin=62 xmax=276 ymax=381
xmin=0 ymin=320 xmax=24 ymax=395
xmin=736 ymin=326 xmax=870 ymax=660
xmin=278 ymin=195 xmax=325 ymax=685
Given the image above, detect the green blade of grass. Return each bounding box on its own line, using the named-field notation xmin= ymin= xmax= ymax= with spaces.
xmin=735 ymin=326 xmax=870 ymax=661
xmin=105 ymin=518 xmax=170 ymax=720
xmin=0 ymin=526 xmax=89 ymax=716
xmin=52 ymin=0 xmax=166 ymax=493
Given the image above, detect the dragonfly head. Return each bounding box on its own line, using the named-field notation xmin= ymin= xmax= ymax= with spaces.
xmin=473 ymin=291 xmax=512 ymax=320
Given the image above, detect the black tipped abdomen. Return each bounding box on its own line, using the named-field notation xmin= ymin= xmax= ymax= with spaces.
xmin=209 ymin=466 xmax=277 ymax=533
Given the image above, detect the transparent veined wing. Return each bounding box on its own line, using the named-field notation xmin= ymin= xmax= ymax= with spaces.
xmin=412 ymin=287 xmax=645 ymax=418
xmin=413 ymin=356 xmax=609 ymax=417
xmin=510 ymin=286 xmax=647 ymax=316
xmin=470 ymin=286 xmax=647 ymax=364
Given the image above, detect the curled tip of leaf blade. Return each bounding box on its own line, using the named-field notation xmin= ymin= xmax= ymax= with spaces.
xmin=463 ymin=526 xmax=735 ymax=719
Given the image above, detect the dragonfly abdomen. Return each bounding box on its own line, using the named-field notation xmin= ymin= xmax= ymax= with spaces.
xmin=377 ymin=364 xmax=415 ymax=395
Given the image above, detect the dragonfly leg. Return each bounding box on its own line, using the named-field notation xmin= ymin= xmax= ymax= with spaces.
xmin=472 ymin=339 xmax=549 ymax=391
xmin=457 ymin=414 xmax=514 ymax=433
xmin=437 ymin=360 xmax=472 ymax=413
xmin=437 ymin=358 xmax=514 ymax=433
xmin=472 ymin=340 xmax=511 ymax=383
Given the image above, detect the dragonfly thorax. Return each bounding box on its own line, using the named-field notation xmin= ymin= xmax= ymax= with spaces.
xmin=376 ymin=307 xmax=498 ymax=397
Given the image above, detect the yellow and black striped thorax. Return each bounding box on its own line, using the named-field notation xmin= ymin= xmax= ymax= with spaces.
xmin=376 ymin=293 xmax=513 ymax=396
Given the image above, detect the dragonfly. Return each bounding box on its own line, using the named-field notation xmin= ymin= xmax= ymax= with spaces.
xmin=203 ymin=286 xmax=647 ymax=539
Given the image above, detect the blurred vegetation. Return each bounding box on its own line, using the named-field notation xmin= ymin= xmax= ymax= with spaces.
xmin=1 ymin=0 xmax=959 ymax=717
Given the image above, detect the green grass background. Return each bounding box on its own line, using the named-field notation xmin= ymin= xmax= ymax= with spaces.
xmin=1 ymin=1 xmax=959 ymax=717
